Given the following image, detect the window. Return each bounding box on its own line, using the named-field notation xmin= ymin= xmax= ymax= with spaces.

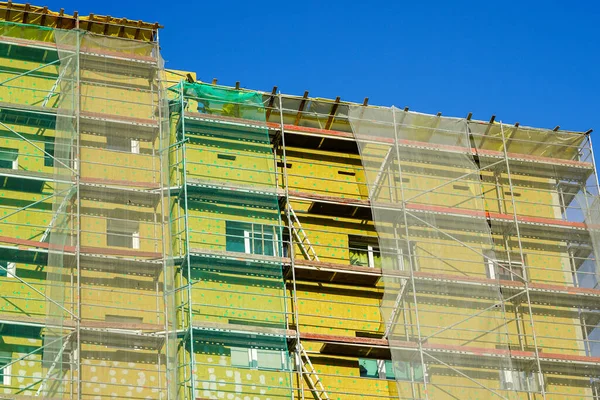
xmin=217 ymin=154 xmax=236 ymax=161
xmin=393 ymin=360 xmax=425 ymax=382
xmin=486 ymin=254 xmax=524 ymax=281
xmin=257 ymin=349 xmax=285 ymax=370
xmin=230 ymin=347 xmax=286 ymax=370
xmin=106 ymin=136 xmax=140 ymax=154
xmin=0 ymin=147 xmax=18 ymax=170
xmin=349 ymin=236 xmax=415 ymax=270
xmin=349 ymin=238 xmax=381 ymax=269
xmin=0 ymin=262 xmax=16 ymax=278
xmin=226 ymin=222 xmax=279 ymax=256
xmin=282 ymin=232 xmax=291 ymax=258
xmin=231 ymin=347 xmax=251 ymax=368
xmin=0 ymin=352 xmax=11 ymax=386
xmin=107 ymin=219 xmax=140 ymax=249
xmin=131 ymin=140 xmax=140 ymax=154
xmin=359 ymin=358 xmax=425 ymax=381
xmin=358 ymin=358 xmax=378 ymax=378
xmin=500 ymin=369 xmax=541 ymax=392
xmin=44 ymin=143 xmax=55 ymax=167
xmin=0 ymin=364 xmax=10 ymax=386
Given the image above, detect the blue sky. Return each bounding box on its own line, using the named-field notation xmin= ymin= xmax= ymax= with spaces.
xmin=46 ymin=0 xmax=598 ymax=135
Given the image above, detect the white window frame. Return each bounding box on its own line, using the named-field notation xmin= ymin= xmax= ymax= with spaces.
xmin=487 ymin=258 xmax=524 ymax=281
xmin=0 ymin=148 xmax=18 ymax=170
xmin=367 ymin=245 xmax=376 ymax=269
xmin=107 ymin=136 xmax=140 ymax=154
xmin=243 ymin=230 xmax=251 ymax=254
xmin=242 ymin=228 xmax=276 ymax=256
xmin=0 ymin=262 xmax=15 ymax=278
xmin=501 ymin=369 xmax=515 ymax=389
xmin=350 ymin=237 xmax=416 ymax=271
xmin=132 ymin=231 xmax=140 ymax=250
xmin=231 ymin=347 xmax=285 ymax=370
xmin=107 ymin=220 xmax=140 ymax=250
xmin=376 ymin=359 xmax=427 ymax=381
xmin=131 ymin=140 xmax=140 ymax=154
xmin=500 ymin=369 xmax=541 ymax=391
xmin=349 ymin=241 xmax=380 ymax=268
xmin=249 ymin=348 xmax=258 ymax=368
xmin=377 ymin=359 xmax=386 ymax=379
xmin=6 ymin=262 xmax=15 ymax=278
xmin=2 ymin=363 xmax=11 ymax=385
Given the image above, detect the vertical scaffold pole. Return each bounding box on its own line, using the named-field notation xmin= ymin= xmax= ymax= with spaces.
xmin=586 ymin=132 xmax=600 ymax=196
xmin=155 ymin=36 xmax=173 ymax=400
xmin=74 ymin=30 xmax=82 ymax=400
xmin=391 ymin=107 xmax=429 ymax=400
xmin=179 ymin=81 xmax=196 ymax=399
xmin=278 ymin=93 xmax=304 ymax=400
xmin=499 ymin=122 xmax=546 ymax=399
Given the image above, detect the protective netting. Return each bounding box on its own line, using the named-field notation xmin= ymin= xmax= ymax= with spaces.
xmin=73 ymin=31 xmax=173 ymax=399
xmin=168 ymin=82 xmax=293 ymax=399
xmin=159 ymin=54 xmax=179 ymax=400
xmin=42 ymin=28 xmax=78 ymax=399
xmin=3 ymin=15 xmax=600 ymax=399
xmin=0 ymin=21 xmax=76 ymax=398
xmin=0 ymin=22 xmax=176 ymax=398
xmin=349 ymin=106 xmax=520 ymax=399
xmin=578 ymin=192 xmax=600 ymax=368
xmin=469 ymin=122 xmax=600 ymax=398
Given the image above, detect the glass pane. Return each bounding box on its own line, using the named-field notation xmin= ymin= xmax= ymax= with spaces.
xmin=254 ymin=232 xmax=274 ymax=256
xmin=384 ymin=360 xmax=395 ymax=380
xmin=350 ymin=249 xmax=369 ymax=267
xmin=0 ymin=352 xmax=9 ymax=363
xmin=107 ymin=230 xmax=133 ymax=248
xmin=0 ymin=351 xmax=11 ymax=383
xmin=226 ymin=223 xmax=247 ymax=253
xmin=373 ymin=249 xmax=383 ymax=269
xmin=0 ymin=148 xmax=17 ymax=162
xmin=44 ymin=144 xmax=55 ymax=167
xmin=257 ymin=350 xmax=281 ymax=370
xmin=393 ymin=361 xmax=410 ymax=381
xmin=358 ymin=358 xmax=378 ymax=378
xmin=230 ymin=348 xmax=249 ymax=368
xmin=412 ymin=362 xmax=424 ymax=382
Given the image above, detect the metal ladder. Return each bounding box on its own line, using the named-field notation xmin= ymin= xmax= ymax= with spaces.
xmin=42 ymin=58 xmax=72 ymax=108
xmin=289 ymin=206 xmax=319 ymax=262
xmin=384 ymin=277 xmax=408 ymax=339
xmin=299 ymin=343 xmax=330 ymax=400
xmin=370 ymin=146 xmax=394 ymax=199
xmin=39 ymin=187 xmax=76 ymax=243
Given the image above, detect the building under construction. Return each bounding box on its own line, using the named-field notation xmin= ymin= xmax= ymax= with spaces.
xmin=0 ymin=2 xmax=599 ymax=399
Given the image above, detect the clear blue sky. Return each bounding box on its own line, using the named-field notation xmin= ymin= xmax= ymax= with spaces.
xmin=45 ymin=0 xmax=598 ymax=136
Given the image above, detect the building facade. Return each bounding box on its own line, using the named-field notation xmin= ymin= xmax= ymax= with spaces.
xmin=0 ymin=3 xmax=599 ymax=399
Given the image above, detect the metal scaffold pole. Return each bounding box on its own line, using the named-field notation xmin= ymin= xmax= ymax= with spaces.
xmin=498 ymin=122 xmax=547 ymax=399
xmin=278 ymin=93 xmax=305 ymax=400
xmin=390 ymin=107 xmax=429 ymax=400
xmin=75 ymin=29 xmax=82 ymax=400
xmin=179 ymin=81 xmax=196 ymax=399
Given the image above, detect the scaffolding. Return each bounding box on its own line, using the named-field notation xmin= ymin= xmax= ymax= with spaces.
xmin=1 ymin=4 xmax=600 ymax=399
xmin=159 ymin=80 xmax=600 ymax=399
xmin=167 ymin=81 xmax=293 ymax=400
xmin=0 ymin=14 xmax=175 ymax=399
